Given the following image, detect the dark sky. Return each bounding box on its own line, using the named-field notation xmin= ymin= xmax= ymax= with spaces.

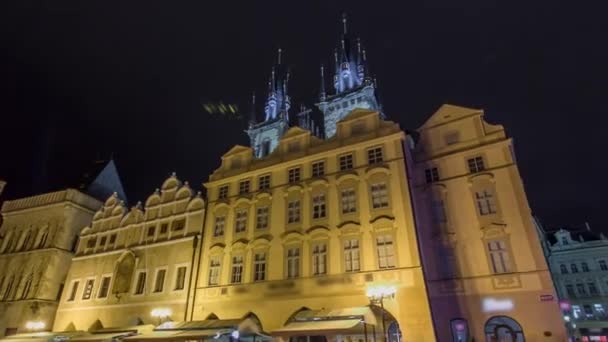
xmin=1 ymin=1 xmax=606 ymax=230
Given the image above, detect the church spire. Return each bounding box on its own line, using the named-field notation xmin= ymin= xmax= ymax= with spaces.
xmin=319 ymin=64 xmax=326 ymax=101
xmin=249 ymin=91 xmax=256 ymax=127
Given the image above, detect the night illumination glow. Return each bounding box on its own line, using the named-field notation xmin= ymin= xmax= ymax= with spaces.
xmin=151 ymin=308 xmax=172 ymax=318
xmin=25 ymin=321 xmax=45 ymax=330
xmin=366 ymin=285 xmax=397 ymax=300
xmin=482 ymin=298 xmax=514 ymax=313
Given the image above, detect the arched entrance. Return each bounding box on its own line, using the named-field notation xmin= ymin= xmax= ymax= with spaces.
xmin=484 ymin=316 xmax=525 ymax=342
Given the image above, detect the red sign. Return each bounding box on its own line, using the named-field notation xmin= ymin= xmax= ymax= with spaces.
xmin=540 ymin=294 xmax=555 ymax=302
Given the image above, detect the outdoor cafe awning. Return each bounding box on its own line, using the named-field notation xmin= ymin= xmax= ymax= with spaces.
xmin=271 ymin=306 xmax=377 ymax=338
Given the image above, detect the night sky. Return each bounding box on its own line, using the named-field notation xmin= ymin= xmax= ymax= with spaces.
xmin=1 ymin=1 xmax=606 ymax=230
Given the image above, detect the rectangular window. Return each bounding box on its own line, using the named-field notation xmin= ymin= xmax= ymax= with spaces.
xmin=235 ymin=209 xmax=248 ymax=233
xmin=371 ymin=183 xmax=389 ymax=209
xmin=134 ymin=272 xmax=147 ymax=295
xmin=311 ymin=160 xmax=325 ymax=177
xmin=377 ymin=235 xmax=396 ymax=269
xmin=218 ymin=185 xmax=229 ymax=200
xmin=312 ymin=194 xmax=327 ymax=219
xmin=98 ymin=276 xmax=111 ymax=299
xmin=160 ymin=223 xmax=168 ymax=234
xmin=367 ymin=147 xmax=384 ymax=165
xmin=99 ymin=236 xmax=107 ymax=247
xmin=344 ymin=239 xmax=360 ymax=272
xmin=571 ymin=264 xmax=579 ymax=273
xmin=475 ymin=190 xmax=497 ymax=216
xmin=566 ymin=284 xmax=576 ymax=297
xmin=600 ymin=260 xmax=608 ymax=271
xmin=174 ymin=266 xmax=187 ymax=290
xmin=153 ymin=269 xmax=166 ymax=293
xmin=86 ymin=238 xmax=96 ymax=248
xmin=208 ymin=257 xmax=221 ymax=286
xmin=231 ymin=256 xmax=244 ymax=284
xmin=487 ymin=240 xmax=511 ymax=274
xmin=239 ymin=180 xmax=250 ymax=194
xmin=588 ymin=282 xmax=599 ymax=296
xmin=339 ymin=154 xmax=354 ymax=171
xmin=582 ymin=262 xmax=590 ymax=272
xmin=82 ymin=279 xmax=94 ymax=300
xmin=147 ymin=226 xmax=156 ymax=238
xmin=595 ymin=304 xmax=606 ymax=317
xmin=312 ymin=243 xmax=328 ymax=275
xmin=431 ymin=199 xmax=447 ymax=223
xmin=287 ymin=200 xmax=301 ymax=224
xmin=258 ymin=174 xmax=271 ymax=190
xmin=288 ymin=167 xmax=301 ymax=183
xmin=109 ymin=234 xmax=117 ymax=245
xmin=286 ymin=247 xmax=300 ymax=279
xmin=425 ymin=167 xmax=439 ymax=183
xmin=584 ymin=304 xmax=594 ymax=318
xmin=172 ymin=219 xmax=185 ymax=231
xmin=214 ymin=216 xmax=226 ymax=237
xmin=256 ymin=206 xmax=269 ymax=229
xmin=467 ymin=156 xmax=485 ymax=173
xmin=341 ymin=188 xmax=357 ymax=214
xmin=68 ymin=281 xmax=79 ymax=301
xmin=254 ymin=252 xmax=267 ymax=282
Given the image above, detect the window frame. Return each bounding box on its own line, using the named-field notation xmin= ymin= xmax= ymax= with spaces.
xmin=256 ymin=205 xmax=270 ymax=230
xmin=287 ymin=200 xmax=301 ymax=224
xmin=424 ymin=167 xmax=439 ymax=184
xmin=288 ymin=167 xmax=301 ymax=183
xmin=97 ymin=274 xmax=113 ymax=299
xmin=467 ymin=156 xmax=486 ymax=173
xmin=81 ymin=277 xmax=96 ymax=301
xmin=376 ymin=234 xmax=396 ymax=269
xmin=238 ymin=179 xmax=251 ymax=195
xmin=230 ymin=255 xmax=245 ymax=284
xmin=343 ymin=238 xmax=361 ymax=272
xmin=340 ymin=188 xmax=357 ymax=214
xmin=370 ymin=182 xmax=390 ymax=209
xmin=367 ymin=146 xmax=384 ymax=165
xmin=311 ymin=160 xmax=325 ymax=177
xmin=311 ymin=241 xmax=328 ymax=276
xmin=218 ymin=185 xmax=229 ymax=200
xmin=66 ymin=279 xmax=81 ymax=302
xmin=486 ymin=239 xmax=513 ymax=274
xmin=312 ymin=193 xmax=327 ymax=220
xmin=285 ymin=245 xmax=301 ymax=279
xmin=253 ymin=250 xmax=267 ymax=282
xmin=208 ymin=255 xmax=221 ymax=286
xmin=152 ymin=267 xmax=168 ymax=294
xmin=258 ymin=174 xmax=271 ymax=191
xmin=173 ymin=264 xmax=189 ymax=292
xmin=133 ymin=270 xmax=147 ymax=296
xmin=338 ymin=153 xmax=354 ymax=171
xmin=213 ymin=216 xmax=226 ymax=237
xmin=234 ymin=209 xmax=248 ymax=234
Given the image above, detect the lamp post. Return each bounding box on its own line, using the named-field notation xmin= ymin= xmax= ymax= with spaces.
xmin=366 ymin=285 xmax=397 ymax=342
xmin=151 ymin=308 xmax=172 ymax=325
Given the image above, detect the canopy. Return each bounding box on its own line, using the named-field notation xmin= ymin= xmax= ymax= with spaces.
xmin=272 ymin=319 xmax=364 ymax=337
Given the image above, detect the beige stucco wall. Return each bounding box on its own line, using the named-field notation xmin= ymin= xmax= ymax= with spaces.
xmin=0 ymin=189 xmax=101 ymax=336
xmin=193 ymin=110 xmax=436 ymax=341
xmin=53 ymin=175 xmax=204 ymax=332
xmin=410 ymin=104 xmax=567 ymax=341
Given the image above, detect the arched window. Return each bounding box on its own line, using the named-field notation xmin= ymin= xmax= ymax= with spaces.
xmin=2 ymin=276 xmax=14 ymax=301
xmin=571 ymin=264 xmax=579 ymax=273
xmin=38 ymin=230 xmax=49 ymax=249
xmin=20 ymin=231 xmax=32 ymax=251
xmin=20 ymin=276 xmax=32 ymax=299
xmin=484 ymin=316 xmax=525 ymax=342
xmin=560 ymin=264 xmax=568 ymax=274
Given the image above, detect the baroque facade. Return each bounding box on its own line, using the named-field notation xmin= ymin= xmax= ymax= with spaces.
xmin=53 ymin=174 xmax=205 ymax=332
xmin=408 ymin=104 xmax=566 ymax=341
xmin=540 ymin=227 xmax=608 ymax=340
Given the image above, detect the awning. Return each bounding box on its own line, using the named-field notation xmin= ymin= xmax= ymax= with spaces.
xmin=272 ymin=319 xmax=365 ymax=337
xmin=122 ymin=331 xmax=183 ymax=342
xmin=0 ymin=332 xmax=89 ymax=342
xmin=69 ymin=333 xmax=135 ymax=342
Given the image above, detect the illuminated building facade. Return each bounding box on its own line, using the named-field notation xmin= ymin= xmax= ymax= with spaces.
xmin=541 ymin=227 xmax=608 ymax=340
xmin=0 ymin=189 xmax=102 ymax=337
xmin=53 ymin=174 xmax=204 ymax=333
xmin=192 ymin=105 xmax=435 ymax=340
xmin=408 ymin=104 xmax=567 ymax=341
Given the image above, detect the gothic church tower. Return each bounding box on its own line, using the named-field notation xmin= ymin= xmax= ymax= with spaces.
xmin=246 ymin=50 xmax=291 ymax=158
xmin=317 ymin=15 xmax=382 ymax=138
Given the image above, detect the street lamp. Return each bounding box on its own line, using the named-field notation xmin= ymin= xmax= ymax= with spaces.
xmin=151 ymin=308 xmax=172 ymax=325
xmin=366 ymin=285 xmax=397 ymax=342
xmin=25 ymin=321 xmax=46 ymax=331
